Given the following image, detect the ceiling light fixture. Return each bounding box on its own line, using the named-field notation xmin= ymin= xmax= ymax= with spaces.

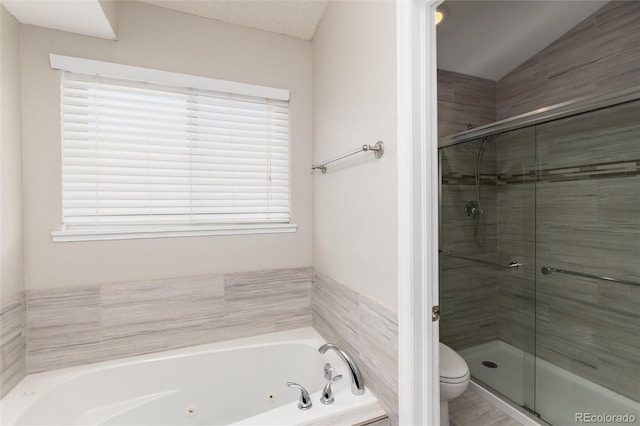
xmin=436 ymin=5 xmax=448 ymax=26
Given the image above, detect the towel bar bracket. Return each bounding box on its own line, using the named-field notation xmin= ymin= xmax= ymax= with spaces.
xmin=369 ymin=141 xmax=385 ymax=158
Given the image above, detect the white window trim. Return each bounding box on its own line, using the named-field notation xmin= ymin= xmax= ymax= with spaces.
xmin=49 ymin=54 xmax=290 ymax=100
xmin=51 ymin=223 xmax=298 ymax=242
xmin=50 ymin=55 xmax=296 ymax=242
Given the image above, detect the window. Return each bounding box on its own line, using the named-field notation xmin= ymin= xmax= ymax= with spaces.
xmin=50 ymin=55 xmax=295 ymax=241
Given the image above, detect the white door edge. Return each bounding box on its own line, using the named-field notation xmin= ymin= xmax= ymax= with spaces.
xmin=397 ymin=0 xmax=443 ymax=424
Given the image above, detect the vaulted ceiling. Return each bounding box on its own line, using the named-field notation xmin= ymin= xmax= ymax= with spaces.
xmin=436 ymin=1 xmax=609 ymax=80
xmin=2 ymin=0 xmax=610 ymax=81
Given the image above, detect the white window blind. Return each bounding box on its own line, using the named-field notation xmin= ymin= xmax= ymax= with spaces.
xmin=60 ymin=71 xmax=291 ymax=234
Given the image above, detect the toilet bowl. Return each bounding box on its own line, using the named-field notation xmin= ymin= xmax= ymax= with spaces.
xmin=440 ymin=343 xmax=470 ymax=426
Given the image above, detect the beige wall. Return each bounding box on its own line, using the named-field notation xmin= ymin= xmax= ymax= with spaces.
xmin=0 ymin=5 xmax=24 ymax=304
xmin=312 ymin=1 xmax=398 ymax=310
xmin=20 ymin=1 xmax=312 ymax=290
xmin=98 ymin=0 xmax=119 ymax=38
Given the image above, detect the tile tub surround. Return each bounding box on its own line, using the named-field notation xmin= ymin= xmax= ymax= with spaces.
xmin=26 ymin=267 xmax=312 ymax=373
xmin=0 ymin=293 xmax=26 ymax=398
xmin=312 ymin=273 xmax=398 ymax=426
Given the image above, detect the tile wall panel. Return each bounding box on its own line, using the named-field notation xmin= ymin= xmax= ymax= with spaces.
xmin=101 ymin=275 xmax=225 ymax=340
xmin=497 ymin=1 xmax=640 ymax=119
xmin=312 ymin=272 xmax=360 ymax=356
xmin=26 ymin=267 xmax=312 ymax=373
xmin=438 ymin=71 xmax=498 ymax=352
xmin=438 ymin=69 xmax=496 ymax=138
xmin=27 ymin=287 xmax=101 ymax=351
xmin=0 ymin=294 xmax=26 ymax=397
xmin=359 ymin=297 xmax=398 ymax=410
xmin=312 ymin=273 xmax=398 ymax=426
xmin=224 ymin=267 xmax=312 ymax=335
xmin=439 ymin=137 xmax=499 ymax=351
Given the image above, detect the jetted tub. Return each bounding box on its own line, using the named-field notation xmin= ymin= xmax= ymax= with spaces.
xmin=0 ymin=328 xmax=381 ymax=425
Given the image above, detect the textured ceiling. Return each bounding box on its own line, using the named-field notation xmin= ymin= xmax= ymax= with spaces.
xmin=437 ymin=1 xmax=609 ymax=81
xmin=138 ymin=0 xmax=328 ymax=40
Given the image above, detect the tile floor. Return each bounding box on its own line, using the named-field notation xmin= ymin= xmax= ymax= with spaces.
xmin=449 ymin=389 xmax=523 ymax=426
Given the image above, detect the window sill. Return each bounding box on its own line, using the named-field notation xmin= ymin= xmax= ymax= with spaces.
xmin=51 ymin=223 xmax=298 ymax=242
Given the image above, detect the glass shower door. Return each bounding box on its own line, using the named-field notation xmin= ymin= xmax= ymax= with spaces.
xmin=533 ymin=100 xmax=640 ymax=425
xmin=439 ymin=126 xmax=537 ymax=412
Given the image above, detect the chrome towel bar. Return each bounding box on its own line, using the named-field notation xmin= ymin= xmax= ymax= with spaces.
xmin=541 ymin=266 xmax=640 ymax=287
xmin=312 ymin=141 xmax=384 ymax=173
xmin=440 ymin=249 xmax=522 ymax=270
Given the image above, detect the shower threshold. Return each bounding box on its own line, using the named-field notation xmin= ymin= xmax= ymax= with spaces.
xmin=467 ymin=379 xmax=546 ymax=426
xmin=459 ymin=341 xmax=640 ymax=426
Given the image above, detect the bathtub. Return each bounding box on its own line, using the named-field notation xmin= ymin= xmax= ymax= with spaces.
xmin=0 ymin=328 xmax=382 ymax=425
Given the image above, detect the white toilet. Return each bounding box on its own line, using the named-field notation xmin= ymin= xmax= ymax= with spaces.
xmin=439 ymin=342 xmax=470 ymax=426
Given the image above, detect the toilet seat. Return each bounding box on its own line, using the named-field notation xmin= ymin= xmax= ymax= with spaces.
xmin=440 ymin=372 xmax=470 ymax=384
xmin=439 ymin=343 xmax=470 ymax=384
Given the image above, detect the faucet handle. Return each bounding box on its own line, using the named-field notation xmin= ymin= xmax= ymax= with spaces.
xmin=286 ymin=382 xmax=312 ymax=410
xmin=320 ymin=374 xmax=343 ymax=405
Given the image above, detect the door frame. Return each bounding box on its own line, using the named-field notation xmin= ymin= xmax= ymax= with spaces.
xmin=397 ymin=0 xmax=443 ymax=424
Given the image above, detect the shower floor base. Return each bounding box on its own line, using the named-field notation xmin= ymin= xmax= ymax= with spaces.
xmin=459 ymin=340 xmax=640 ymax=426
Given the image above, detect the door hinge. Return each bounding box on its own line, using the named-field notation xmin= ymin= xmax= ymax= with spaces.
xmin=432 ymin=305 xmax=440 ymax=322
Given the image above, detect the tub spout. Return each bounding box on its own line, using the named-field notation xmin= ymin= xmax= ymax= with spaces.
xmin=318 ymin=343 xmax=365 ymax=395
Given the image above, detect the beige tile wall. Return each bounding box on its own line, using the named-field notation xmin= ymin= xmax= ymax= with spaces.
xmin=0 ymin=293 xmax=26 ymax=398
xmin=26 ymin=267 xmax=312 ymax=373
xmin=312 ymin=273 xmax=398 ymax=426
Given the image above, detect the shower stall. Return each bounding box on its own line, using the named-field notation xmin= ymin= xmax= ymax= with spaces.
xmin=439 ymin=88 xmax=640 ymax=425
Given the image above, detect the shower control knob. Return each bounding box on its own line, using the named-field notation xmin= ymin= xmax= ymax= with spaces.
xmin=465 ymin=201 xmax=481 ymax=219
